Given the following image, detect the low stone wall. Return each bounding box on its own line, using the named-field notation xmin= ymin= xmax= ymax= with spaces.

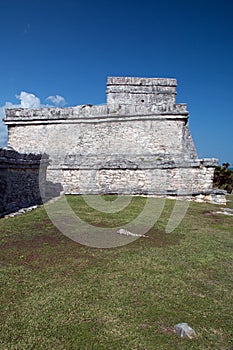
xmin=0 ymin=149 xmax=49 ymax=217
xmin=62 ymin=165 xmax=214 ymax=195
xmin=60 ymin=157 xmax=220 ymax=198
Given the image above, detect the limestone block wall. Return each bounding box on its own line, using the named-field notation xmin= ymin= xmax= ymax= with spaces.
xmin=107 ymin=77 xmax=177 ymax=105
xmin=6 ymin=119 xmax=196 ymax=162
xmin=61 ymin=160 xmax=216 ymax=195
xmin=4 ymin=76 xmax=221 ymax=201
xmin=0 ymin=149 xmax=49 ymax=216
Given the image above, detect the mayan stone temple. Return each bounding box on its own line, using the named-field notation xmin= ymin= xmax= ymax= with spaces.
xmin=4 ymin=77 xmax=224 ymax=203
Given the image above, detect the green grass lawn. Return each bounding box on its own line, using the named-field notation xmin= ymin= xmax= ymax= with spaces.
xmin=0 ymin=195 xmax=233 ymax=350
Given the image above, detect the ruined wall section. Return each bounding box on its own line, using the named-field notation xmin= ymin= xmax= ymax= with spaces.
xmin=5 ymin=96 xmax=194 ymax=165
xmin=4 ymin=76 xmax=221 ymax=202
xmin=106 ymin=77 xmax=177 ymax=105
xmin=0 ymin=149 xmax=48 ymax=216
xmin=7 ymin=119 xmax=192 ymax=163
xmin=6 ymin=77 xmax=197 ymax=165
xmin=62 ymin=161 xmax=217 ymax=196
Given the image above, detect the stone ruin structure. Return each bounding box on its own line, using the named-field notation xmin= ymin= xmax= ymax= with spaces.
xmin=4 ymin=77 xmax=225 ymax=203
xmin=0 ymin=148 xmax=49 ymax=216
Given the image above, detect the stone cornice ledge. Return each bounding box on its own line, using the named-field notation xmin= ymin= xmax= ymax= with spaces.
xmin=60 ymin=158 xmax=218 ymax=170
xmin=4 ymin=103 xmax=188 ymax=124
xmin=107 ymin=77 xmax=177 ymax=86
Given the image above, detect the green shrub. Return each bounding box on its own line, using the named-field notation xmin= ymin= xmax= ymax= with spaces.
xmin=213 ymin=162 xmax=233 ymax=193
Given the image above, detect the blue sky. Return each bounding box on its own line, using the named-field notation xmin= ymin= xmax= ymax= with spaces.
xmin=0 ymin=0 xmax=232 ymax=164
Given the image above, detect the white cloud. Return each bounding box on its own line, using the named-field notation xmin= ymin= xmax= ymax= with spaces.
xmin=46 ymin=95 xmax=67 ymax=107
xmin=16 ymin=91 xmax=41 ymax=108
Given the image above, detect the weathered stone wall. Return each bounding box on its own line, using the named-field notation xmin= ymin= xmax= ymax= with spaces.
xmin=7 ymin=119 xmax=196 ymax=162
xmin=62 ymin=164 xmax=215 ymax=195
xmin=4 ymin=76 xmax=223 ymax=203
xmin=107 ymin=77 xmax=177 ymax=105
xmin=0 ymin=149 xmax=48 ymax=216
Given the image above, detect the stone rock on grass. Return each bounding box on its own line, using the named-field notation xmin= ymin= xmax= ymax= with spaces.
xmin=174 ymin=323 xmax=196 ymax=339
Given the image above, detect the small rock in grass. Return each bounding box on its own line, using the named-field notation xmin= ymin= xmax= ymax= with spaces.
xmin=174 ymin=323 xmax=196 ymax=339
xmin=117 ymin=228 xmax=148 ymax=238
